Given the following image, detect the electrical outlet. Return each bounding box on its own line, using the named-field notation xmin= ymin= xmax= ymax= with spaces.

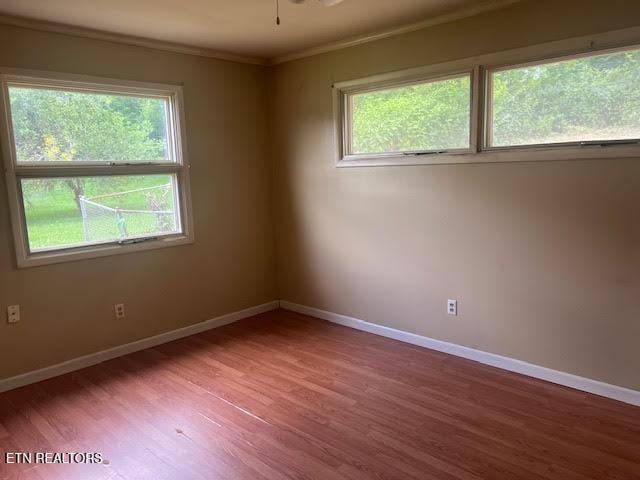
xmin=447 ymin=299 xmax=458 ymax=316
xmin=7 ymin=305 xmax=20 ymax=323
xmin=114 ymin=303 xmax=125 ymax=320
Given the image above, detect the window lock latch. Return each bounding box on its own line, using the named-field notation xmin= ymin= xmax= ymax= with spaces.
xmin=403 ymin=151 xmax=447 ymax=156
xmin=579 ymin=140 xmax=640 ymax=148
xmin=117 ymin=236 xmax=158 ymax=245
xmin=109 ymin=162 xmax=156 ymax=166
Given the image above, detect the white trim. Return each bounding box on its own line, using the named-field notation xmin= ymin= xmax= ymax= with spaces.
xmin=0 ymin=301 xmax=279 ymax=393
xmin=0 ymin=14 xmax=266 ymax=66
xmin=279 ymin=301 xmax=640 ymax=407
xmin=335 ymin=143 xmax=640 ymax=168
xmin=269 ymin=0 xmax=520 ymax=65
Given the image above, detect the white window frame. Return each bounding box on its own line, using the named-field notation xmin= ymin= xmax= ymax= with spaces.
xmin=333 ymin=27 xmax=640 ymax=167
xmin=483 ymin=43 xmax=640 ymax=152
xmin=334 ymin=64 xmax=480 ymax=167
xmin=0 ymin=68 xmax=194 ymax=268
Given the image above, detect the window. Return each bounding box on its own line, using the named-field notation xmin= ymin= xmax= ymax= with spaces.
xmin=0 ymin=71 xmax=193 ymax=267
xmin=334 ymin=39 xmax=640 ymax=166
xmin=335 ymin=69 xmax=476 ymax=165
xmin=488 ymin=46 xmax=640 ymax=148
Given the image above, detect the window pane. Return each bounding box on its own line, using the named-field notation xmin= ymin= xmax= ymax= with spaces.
xmin=350 ymin=75 xmax=471 ymax=154
xmin=21 ymin=175 xmax=180 ymax=252
xmin=491 ymin=49 xmax=640 ymax=147
xmin=8 ymin=86 xmax=171 ymax=163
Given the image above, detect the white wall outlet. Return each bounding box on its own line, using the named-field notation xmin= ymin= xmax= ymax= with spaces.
xmin=7 ymin=305 xmax=20 ymax=323
xmin=447 ymin=299 xmax=458 ymax=316
xmin=114 ymin=303 xmax=126 ymax=320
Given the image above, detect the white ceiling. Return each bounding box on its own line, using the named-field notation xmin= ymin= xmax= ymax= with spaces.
xmin=0 ymin=0 xmax=512 ymax=61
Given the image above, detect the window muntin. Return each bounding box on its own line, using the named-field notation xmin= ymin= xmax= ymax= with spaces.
xmin=346 ymin=73 xmax=473 ymax=156
xmin=1 ymin=72 xmax=192 ymax=267
xmin=21 ymin=174 xmax=180 ymax=252
xmin=489 ymin=47 xmax=640 ymax=148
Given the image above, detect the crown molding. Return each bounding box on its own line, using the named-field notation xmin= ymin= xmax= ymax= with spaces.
xmin=0 ymin=13 xmax=267 ymax=66
xmin=0 ymin=1 xmax=520 ymax=68
xmin=268 ymin=0 xmax=521 ymax=65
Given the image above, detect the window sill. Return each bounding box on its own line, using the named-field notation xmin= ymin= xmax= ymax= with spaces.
xmin=336 ymin=144 xmax=640 ymax=167
xmin=17 ymin=234 xmax=194 ymax=268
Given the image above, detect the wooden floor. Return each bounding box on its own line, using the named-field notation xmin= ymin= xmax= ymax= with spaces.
xmin=0 ymin=309 xmax=639 ymax=480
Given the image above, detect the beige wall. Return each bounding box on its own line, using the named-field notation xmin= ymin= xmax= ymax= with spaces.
xmin=269 ymin=0 xmax=640 ymax=390
xmin=1 ymin=0 xmax=639 ymax=392
xmin=0 ymin=24 xmax=277 ymax=378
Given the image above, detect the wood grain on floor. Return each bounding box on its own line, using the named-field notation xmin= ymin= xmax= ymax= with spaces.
xmin=0 ymin=309 xmax=638 ymax=480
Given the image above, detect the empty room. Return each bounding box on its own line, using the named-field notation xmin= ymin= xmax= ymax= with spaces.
xmin=0 ymin=0 xmax=639 ymax=478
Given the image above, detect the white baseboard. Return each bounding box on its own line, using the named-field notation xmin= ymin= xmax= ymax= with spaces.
xmin=280 ymin=301 xmax=640 ymax=407
xmin=0 ymin=300 xmax=279 ymax=393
